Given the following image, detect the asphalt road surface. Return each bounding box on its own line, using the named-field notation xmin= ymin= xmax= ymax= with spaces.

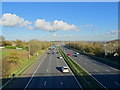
xmin=8 ymin=48 xmax=82 ymax=89
xmin=62 ymin=46 xmax=120 ymax=89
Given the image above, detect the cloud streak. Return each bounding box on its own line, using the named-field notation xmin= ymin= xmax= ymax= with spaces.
xmin=106 ymin=30 xmax=120 ymax=35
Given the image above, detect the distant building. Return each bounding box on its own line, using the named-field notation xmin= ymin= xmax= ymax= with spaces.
xmin=0 ymin=47 xmax=4 ymax=49
xmin=16 ymin=47 xmax=22 ymax=50
xmin=114 ymin=52 xmax=119 ymax=56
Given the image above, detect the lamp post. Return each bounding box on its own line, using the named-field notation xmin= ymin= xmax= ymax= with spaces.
xmin=104 ymin=42 xmax=107 ymax=59
xmin=69 ymin=41 xmax=71 ymax=49
xmin=73 ymin=41 xmax=75 ymax=50
xmin=28 ymin=43 xmax=30 ymax=59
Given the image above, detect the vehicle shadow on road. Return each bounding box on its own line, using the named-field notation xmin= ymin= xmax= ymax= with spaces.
xmin=56 ymin=67 xmax=62 ymax=72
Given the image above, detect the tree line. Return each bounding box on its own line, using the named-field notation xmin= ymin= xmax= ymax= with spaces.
xmin=65 ymin=41 xmax=119 ymax=63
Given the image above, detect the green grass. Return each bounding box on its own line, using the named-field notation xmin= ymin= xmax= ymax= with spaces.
xmin=14 ymin=49 xmax=46 ymax=77
xmin=4 ymin=46 xmax=16 ymax=49
xmin=0 ymin=51 xmax=11 ymax=57
xmin=2 ymin=49 xmax=47 ymax=88
xmin=59 ymin=48 xmax=105 ymax=89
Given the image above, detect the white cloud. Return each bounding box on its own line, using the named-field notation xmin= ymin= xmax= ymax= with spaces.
xmin=26 ymin=26 xmax=34 ymax=30
xmin=0 ymin=13 xmax=94 ymax=33
xmin=75 ymin=29 xmax=80 ymax=32
xmin=63 ymin=35 xmax=72 ymax=38
xmin=51 ymin=33 xmax=72 ymax=38
xmin=52 ymin=33 xmax=58 ymax=37
xmin=0 ymin=13 xmax=32 ymax=28
xmin=78 ymin=24 xmax=93 ymax=28
xmin=35 ymin=19 xmax=77 ymax=32
xmin=106 ymin=30 xmax=120 ymax=35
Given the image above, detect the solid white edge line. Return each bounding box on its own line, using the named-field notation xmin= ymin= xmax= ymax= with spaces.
xmin=24 ymin=54 xmax=47 ymax=89
xmin=114 ymin=82 xmax=120 ymax=87
xmin=62 ymin=48 xmax=107 ymax=89
xmin=0 ymin=52 xmax=45 ymax=89
xmin=59 ymin=49 xmax=83 ymax=89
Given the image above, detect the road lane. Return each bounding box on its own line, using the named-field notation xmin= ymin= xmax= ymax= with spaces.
xmin=25 ymin=49 xmax=82 ymax=88
xmin=62 ymin=46 xmax=120 ymax=88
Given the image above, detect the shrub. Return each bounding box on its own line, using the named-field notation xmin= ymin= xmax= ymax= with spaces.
xmin=93 ymin=47 xmax=104 ymax=57
xmin=7 ymin=52 xmax=19 ymax=63
xmin=2 ymin=41 xmax=13 ymax=46
xmin=84 ymin=46 xmax=94 ymax=53
xmin=5 ymin=46 xmax=16 ymax=49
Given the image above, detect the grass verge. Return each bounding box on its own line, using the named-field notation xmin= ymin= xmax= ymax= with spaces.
xmin=2 ymin=49 xmax=47 ymax=88
xmin=59 ymin=48 xmax=106 ymax=89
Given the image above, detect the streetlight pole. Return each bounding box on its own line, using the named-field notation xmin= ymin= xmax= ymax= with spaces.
xmin=69 ymin=41 xmax=70 ymax=49
xmin=104 ymin=42 xmax=107 ymax=59
xmin=74 ymin=41 xmax=75 ymax=50
xmin=28 ymin=43 xmax=30 ymax=59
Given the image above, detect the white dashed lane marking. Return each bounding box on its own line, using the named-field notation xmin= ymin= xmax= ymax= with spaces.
xmin=106 ymin=69 xmax=110 ymax=72
xmin=44 ymin=81 xmax=47 ymax=86
xmin=95 ymin=69 xmax=99 ymax=72
xmin=61 ymin=82 xmax=63 ymax=85
xmin=114 ymin=82 xmax=120 ymax=87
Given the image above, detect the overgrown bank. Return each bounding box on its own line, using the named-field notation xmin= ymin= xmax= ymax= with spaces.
xmin=1 ymin=39 xmax=52 ymax=86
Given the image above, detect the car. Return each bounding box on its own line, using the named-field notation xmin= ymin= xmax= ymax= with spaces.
xmin=59 ymin=56 xmax=62 ymax=59
xmin=47 ymin=52 xmax=50 ymax=54
xmin=74 ymin=55 xmax=77 ymax=58
xmin=67 ymin=53 xmax=73 ymax=56
xmin=56 ymin=52 xmax=59 ymax=54
xmin=57 ymin=56 xmax=62 ymax=59
xmin=75 ymin=52 xmax=79 ymax=55
xmin=52 ymin=51 xmax=56 ymax=54
xmin=62 ymin=66 xmax=69 ymax=73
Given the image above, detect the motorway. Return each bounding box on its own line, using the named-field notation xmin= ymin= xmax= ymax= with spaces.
xmin=62 ymin=46 xmax=120 ymax=89
xmin=8 ymin=48 xmax=82 ymax=89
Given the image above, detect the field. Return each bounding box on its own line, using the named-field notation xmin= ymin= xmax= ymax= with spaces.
xmin=0 ymin=51 xmax=10 ymax=57
xmin=2 ymin=49 xmax=29 ymax=78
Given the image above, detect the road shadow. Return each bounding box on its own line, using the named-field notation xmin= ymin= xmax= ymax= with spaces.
xmin=57 ymin=57 xmax=60 ymax=59
xmin=2 ymin=73 xmax=120 ymax=89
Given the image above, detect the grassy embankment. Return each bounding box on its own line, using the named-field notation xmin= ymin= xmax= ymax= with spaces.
xmin=59 ymin=48 xmax=105 ymax=89
xmin=1 ymin=48 xmax=47 ymax=85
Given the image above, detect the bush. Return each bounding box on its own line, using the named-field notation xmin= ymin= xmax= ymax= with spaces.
xmin=93 ymin=47 xmax=104 ymax=57
xmin=7 ymin=52 xmax=19 ymax=63
xmin=5 ymin=46 xmax=16 ymax=49
xmin=2 ymin=41 xmax=13 ymax=46
xmin=84 ymin=46 xmax=94 ymax=53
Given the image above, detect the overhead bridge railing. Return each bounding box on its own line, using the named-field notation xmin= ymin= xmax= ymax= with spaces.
xmin=59 ymin=47 xmax=106 ymax=89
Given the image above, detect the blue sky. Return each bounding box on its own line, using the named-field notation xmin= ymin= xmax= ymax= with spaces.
xmin=2 ymin=0 xmax=119 ymax=2
xmin=1 ymin=2 xmax=118 ymax=41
